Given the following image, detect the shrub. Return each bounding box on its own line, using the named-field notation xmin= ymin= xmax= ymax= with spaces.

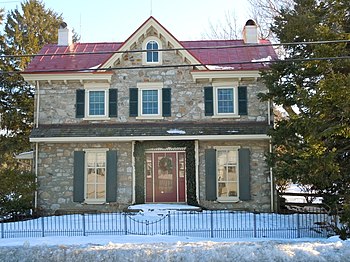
xmin=0 ymin=168 xmax=36 ymax=218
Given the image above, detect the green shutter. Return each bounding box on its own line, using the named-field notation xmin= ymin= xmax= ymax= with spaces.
xmin=129 ymin=88 xmax=138 ymax=117
xmin=76 ymin=89 xmax=85 ymax=118
xmin=205 ymin=149 xmax=217 ymax=201
xmin=106 ymin=150 xmax=117 ymax=202
xmin=238 ymin=86 xmax=248 ymax=115
xmin=162 ymin=88 xmax=171 ymax=117
xmin=73 ymin=151 xmax=85 ymax=203
xmin=204 ymin=86 xmax=214 ymax=116
xmin=239 ymin=148 xmax=251 ymax=201
xmin=109 ymin=89 xmax=118 ymax=117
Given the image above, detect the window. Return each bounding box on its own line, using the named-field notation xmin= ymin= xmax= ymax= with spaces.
xmin=205 ymin=147 xmax=251 ymax=202
xmin=146 ymin=40 xmax=159 ymax=63
xmin=73 ymin=150 xmax=118 ymax=204
xmin=143 ymin=37 xmax=162 ymax=65
xmin=217 ymin=88 xmax=234 ymax=114
xmin=85 ymin=150 xmax=106 ymax=202
xmin=89 ymin=90 xmax=105 ymax=116
xmin=76 ymin=84 xmax=118 ymax=119
xmin=129 ymin=82 xmax=171 ymax=118
xmin=217 ymin=148 xmax=238 ymax=200
xmin=204 ymin=85 xmax=247 ymax=117
xmin=141 ymin=89 xmax=160 ymax=115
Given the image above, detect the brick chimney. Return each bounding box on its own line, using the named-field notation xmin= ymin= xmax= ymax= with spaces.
xmin=58 ymin=22 xmax=72 ymax=46
xmin=243 ymin=19 xmax=258 ymax=44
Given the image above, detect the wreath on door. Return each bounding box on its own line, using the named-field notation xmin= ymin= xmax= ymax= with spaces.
xmin=159 ymin=157 xmax=173 ymax=172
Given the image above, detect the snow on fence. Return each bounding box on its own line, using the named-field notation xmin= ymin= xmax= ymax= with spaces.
xmin=0 ymin=210 xmax=334 ymax=239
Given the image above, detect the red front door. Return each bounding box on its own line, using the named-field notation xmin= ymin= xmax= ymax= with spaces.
xmin=145 ymin=151 xmax=186 ymax=203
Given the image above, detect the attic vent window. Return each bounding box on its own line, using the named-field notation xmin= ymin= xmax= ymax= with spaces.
xmin=146 ymin=40 xmax=159 ymax=63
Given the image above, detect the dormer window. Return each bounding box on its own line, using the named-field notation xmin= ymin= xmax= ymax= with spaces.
xmin=143 ymin=37 xmax=162 ymax=65
xmin=146 ymin=40 xmax=159 ymax=63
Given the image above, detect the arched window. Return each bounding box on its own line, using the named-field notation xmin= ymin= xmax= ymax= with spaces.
xmin=146 ymin=40 xmax=159 ymax=63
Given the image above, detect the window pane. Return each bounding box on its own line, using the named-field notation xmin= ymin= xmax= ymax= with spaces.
xmin=227 ymin=166 xmax=237 ymax=181
xmin=217 ymin=88 xmax=234 ymax=113
xmin=89 ymin=91 xmax=105 ymax=116
xmin=96 ymin=185 xmax=105 ymax=198
xmin=142 ymin=90 xmax=159 ymax=114
xmin=146 ymin=41 xmax=159 ymax=63
xmin=96 ymin=168 xmax=105 ymax=183
xmin=86 ymin=184 xmax=95 ymax=199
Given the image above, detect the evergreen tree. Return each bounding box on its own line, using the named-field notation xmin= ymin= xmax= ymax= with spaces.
xmin=260 ymin=0 xmax=350 ymax=237
xmin=0 ymin=0 xmax=65 ymax=167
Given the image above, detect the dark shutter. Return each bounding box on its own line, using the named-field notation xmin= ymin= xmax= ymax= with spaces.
xmin=239 ymin=148 xmax=251 ymax=201
xmin=106 ymin=150 xmax=117 ymax=202
xmin=129 ymin=88 xmax=138 ymax=117
xmin=162 ymin=88 xmax=171 ymax=117
xmin=76 ymin=89 xmax=85 ymax=118
xmin=205 ymin=149 xmax=217 ymax=201
xmin=238 ymin=86 xmax=248 ymax=115
xmin=109 ymin=89 xmax=118 ymax=117
xmin=204 ymin=86 xmax=214 ymax=116
xmin=73 ymin=151 xmax=85 ymax=202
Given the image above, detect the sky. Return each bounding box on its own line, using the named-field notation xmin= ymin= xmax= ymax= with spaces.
xmin=0 ymin=0 xmax=250 ymax=42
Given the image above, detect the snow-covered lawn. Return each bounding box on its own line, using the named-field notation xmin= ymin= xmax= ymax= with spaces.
xmin=0 ymin=204 xmax=344 ymax=261
xmin=0 ymin=235 xmax=349 ymax=261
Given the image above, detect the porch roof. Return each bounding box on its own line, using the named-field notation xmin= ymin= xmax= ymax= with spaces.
xmin=30 ymin=121 xmax=270 ymax=142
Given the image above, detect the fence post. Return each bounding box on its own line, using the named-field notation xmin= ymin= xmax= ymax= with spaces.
xmin=41 ymin=217 xmax=45 ymax=237
xmin=82 ymin=213 xmax=86 ymax=236
xmin=168 ymin=211 xmax=171 ymax=235
xmin=296 ymin=213 xmax=300 ymax=238
xmin=124 ymin=213 xmax=128 ymax=235
xmin=1 ymin=222 xmax=4 ymax=239
xmin=253 ymin=212 xmax=257 ymax=238
xmin=210 ymin=210 xmax=214 ymax=238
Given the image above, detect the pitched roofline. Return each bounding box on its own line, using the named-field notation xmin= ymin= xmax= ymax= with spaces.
xmin=100 ymin=16 xmax=206 ymax=70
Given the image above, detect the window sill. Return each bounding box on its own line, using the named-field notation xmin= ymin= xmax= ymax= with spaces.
xmin=217 ymin=198 xmax=240 ymax=203
xmin=83 ymin=117 xmax=111 ymax=121
xmin=84 ymin=200 xmax=106 ymax=205
xmin=211 ymin=115 xmax=240 ymax=119
xmin=136 ymin=116 xmax=164 ymax=120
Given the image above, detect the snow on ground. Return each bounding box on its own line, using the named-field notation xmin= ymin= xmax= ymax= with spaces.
xmin=0 ymin=204 xmax=347 ymax=261
xmin=0 ymin=235 xmax=349 ymax=261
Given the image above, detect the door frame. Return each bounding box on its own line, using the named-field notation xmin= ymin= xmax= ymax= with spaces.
xmin=145 ymin=149 xmax=187 ymax=203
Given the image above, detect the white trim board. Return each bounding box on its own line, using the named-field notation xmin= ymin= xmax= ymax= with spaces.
xmin=30 ymin=134 xmax=269 ymax=143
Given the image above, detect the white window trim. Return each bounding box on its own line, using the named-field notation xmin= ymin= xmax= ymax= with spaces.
xmin=83 ymin=83 xmax=110 ymax=120
xmin=142 ymin=37 xmax=162 ymax=65
xmin=136 ymin=82 xmax=164 ymax=119
xmin=212 ymin=82 xmax=239 ymax=118
xmin=84 ymin=148 xmax=108 ymax=204
xmin=215 ymin=146 xmax=240 ymax=202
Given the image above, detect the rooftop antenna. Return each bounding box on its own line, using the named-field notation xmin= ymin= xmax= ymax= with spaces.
xmin=150 ymin=0 xmax=153 ymax=16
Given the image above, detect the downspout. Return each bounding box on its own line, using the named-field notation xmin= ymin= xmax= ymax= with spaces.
xmin=35 ymin=142 xmax=39 ymax=209
xmin=132 ymin=141 xmax=136 ymax=204
xmin=34 ymin=80 xmax=40 ymax=209
xmin=195 ymin=140 xmax=199 ymax=204
xmin=268 ymin=99 xmax=274 ymax=212
xmin=36 ymin=81 xmax=40 ymax=128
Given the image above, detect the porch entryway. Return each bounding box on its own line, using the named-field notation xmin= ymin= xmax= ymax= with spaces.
xmin=145 ymin=151 xmax=186 ymax=203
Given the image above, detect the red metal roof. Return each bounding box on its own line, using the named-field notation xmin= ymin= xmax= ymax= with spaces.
xmin=181 ymin=39 xmax=277 ymax=71
xmin=23 ymin=18 xmax=277 ymax=74
xmin=25 ymin=42 xmax=122 ymax=73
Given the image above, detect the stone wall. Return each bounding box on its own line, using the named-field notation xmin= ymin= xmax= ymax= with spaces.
xmin=37 ymin=142 xmax=133 ymax=212
xmin=198 ymin=140 xmax=272 ymax=212
xmin=35 ymin=36 xmax=268 ymax=125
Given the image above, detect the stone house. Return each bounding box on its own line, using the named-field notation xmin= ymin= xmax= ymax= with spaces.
xmin=22 ymin=17 xmax=277 ymax=213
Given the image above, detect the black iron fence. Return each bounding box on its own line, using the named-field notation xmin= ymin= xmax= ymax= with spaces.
xmin=0 ymin=209 xmax=335 ymax=239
